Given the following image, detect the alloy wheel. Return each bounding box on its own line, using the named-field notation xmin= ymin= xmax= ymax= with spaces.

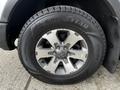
xmin=35 ymin=29 xmax=88 ymax=75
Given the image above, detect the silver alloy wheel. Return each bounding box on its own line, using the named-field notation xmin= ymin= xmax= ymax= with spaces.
xmin=35 ymin=29 xmax=88 ymax=75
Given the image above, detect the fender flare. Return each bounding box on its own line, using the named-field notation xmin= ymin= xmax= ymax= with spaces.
xmin=0 ymin=0 xmax=120 ymax=22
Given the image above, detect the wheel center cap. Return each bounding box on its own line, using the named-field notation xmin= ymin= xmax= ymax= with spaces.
xmin=55 ymin=46 xmax=68 ymax=59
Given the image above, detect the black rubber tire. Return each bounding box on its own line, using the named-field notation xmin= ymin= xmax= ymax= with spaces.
xmin=18 ymin=6 xmax=106 ymax=84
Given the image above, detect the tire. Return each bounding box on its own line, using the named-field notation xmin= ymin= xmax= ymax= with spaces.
xmin=18 ymin=6 xmax=106 ymax=84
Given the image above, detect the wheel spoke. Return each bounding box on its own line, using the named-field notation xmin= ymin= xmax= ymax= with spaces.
xmin=36 ymin=47 xmax=54 ymax=59
xmin=42 ymin=30 xmax=60 ymax=48
xmin=63 ymin=58 xmax=76 ymax=74
xmin=69 ymin=49 xmax=88 ymax=61
xmin=64 ymin=31 xmax=83 ymax=49
xmin=43 ymin=57 xmax=60 ymax=74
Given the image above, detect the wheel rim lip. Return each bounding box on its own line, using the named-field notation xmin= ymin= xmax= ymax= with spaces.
xmin=35 ymin=28 xmax=88 ymax=75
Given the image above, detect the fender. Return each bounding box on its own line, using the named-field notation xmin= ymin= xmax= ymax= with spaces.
xmin=0 ymin=0 xmax=119 ymax=22
xmin=0 ymin=0 xmax=18 ymax=22
xmin=0 ymin=0 xmax=8 ymax=22
xmin=0 ymin=0 xmax=120 ymax=73
xmin=0 ymin=0 xmax=18 ymax=50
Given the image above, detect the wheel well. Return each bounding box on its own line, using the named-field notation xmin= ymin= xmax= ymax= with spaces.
xmin=6 ymin=0 xmax=116 ymax=50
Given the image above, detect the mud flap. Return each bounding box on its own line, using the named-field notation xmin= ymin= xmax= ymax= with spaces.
xmin=103 ymin=16 xmax=120 ymax=73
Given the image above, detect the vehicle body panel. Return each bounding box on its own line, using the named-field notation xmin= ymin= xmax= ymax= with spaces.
xmin=0 ymin=0 xmax=18 ymax=22
xmin=0 ymin=0 xmax=8 ymax=22
xmin=0 ymin=0 xmax=119 ymax=22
